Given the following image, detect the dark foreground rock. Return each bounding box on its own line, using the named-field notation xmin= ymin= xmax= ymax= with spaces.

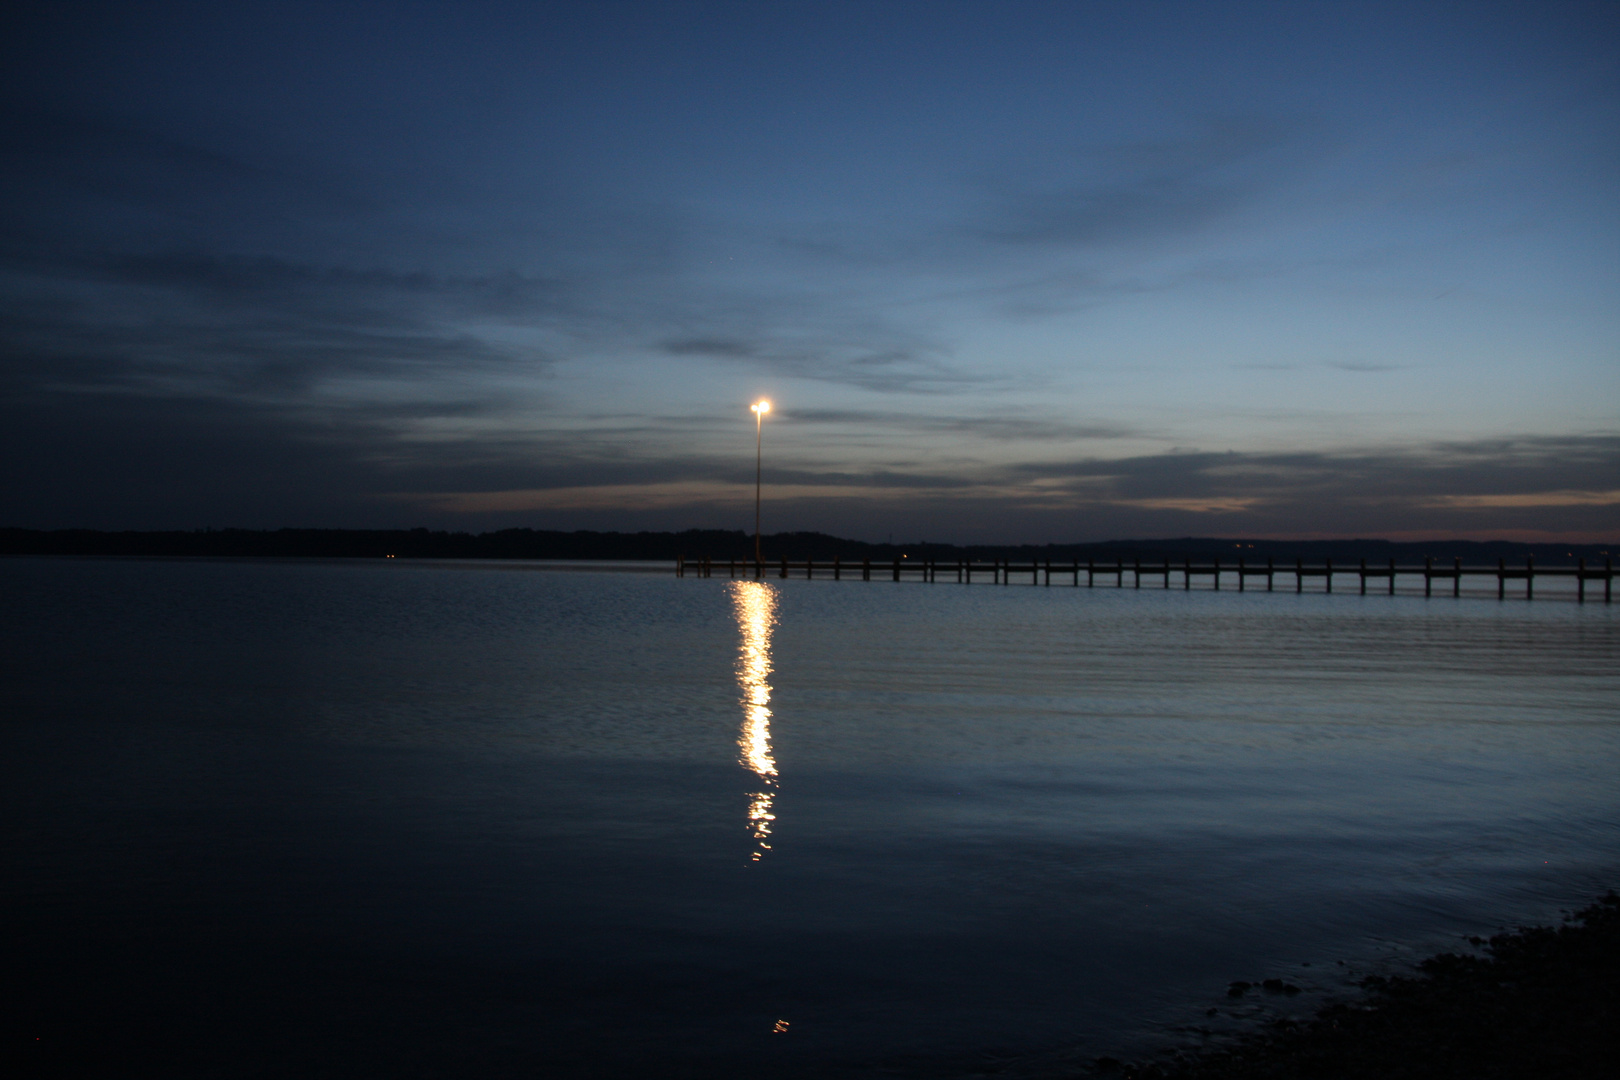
xmin=1103 ymin=893 xmax=1619 ymax=1080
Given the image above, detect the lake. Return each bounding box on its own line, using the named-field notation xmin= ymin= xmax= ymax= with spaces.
xmin=4 ymin=557 xmax=1617 ymax=1077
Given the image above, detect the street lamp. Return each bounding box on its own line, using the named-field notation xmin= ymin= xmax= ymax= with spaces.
xmin=750 ymin=400 xmax=771 ymax=565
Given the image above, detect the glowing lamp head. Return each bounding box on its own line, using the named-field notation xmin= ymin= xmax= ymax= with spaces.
xmin=752 ymin=400 xmax=771 ymax=415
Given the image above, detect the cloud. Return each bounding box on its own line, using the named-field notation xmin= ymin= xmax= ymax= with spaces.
xmin=729 ymin=118 xmax=1327 ymax=324
xmin=380 ymin=434 xmax=1620 ymax=530
xmin=1324 ymin=360 xmax=1403 ymax=373
xmin=783 ymin=408 xmax=1136 ymax=442
xmin=964 ymin=119 xmax=1305 ymax=249
xmin=0 ymin=106 xmax=670 ymax=419
xmin=1011 ymin=436 xmax=1620 ymax=506
xmin=1427 ymin=490 xmax=1620 ymax=509
xmin=402 ymin=480 xmax=925 ymax=514
xmin=1112 ymin=497 xmax=1261 ymax=513
xmin=0 ymin=245 xmax=569 ymax=414
xmin=662 ymin=337 xmax=758 ymax=359
xmin=656 ymin=332 xmax=991 ymax=394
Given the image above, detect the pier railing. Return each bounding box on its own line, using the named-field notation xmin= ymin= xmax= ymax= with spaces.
xmin=676 ymin=555 xmax=1614 ymax=602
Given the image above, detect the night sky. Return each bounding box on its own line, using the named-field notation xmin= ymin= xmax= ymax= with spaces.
xmin=3 ymin=1 xmax=1616 ymax=542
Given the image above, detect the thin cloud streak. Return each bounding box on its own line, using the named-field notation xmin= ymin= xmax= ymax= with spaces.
xmin=964 ymin=120 xmax=1306 ymax=249
xmin=1429 ymin=490 xmax=1620 ymax=509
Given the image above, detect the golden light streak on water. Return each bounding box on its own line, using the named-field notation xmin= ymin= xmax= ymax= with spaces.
xmin=730 ymin=580 xmax=778 ymax=861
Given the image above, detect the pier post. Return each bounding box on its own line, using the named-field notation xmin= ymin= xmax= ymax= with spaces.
xmin=834 ymin=555 xmax=841 ymax=580
xmin=1359 ymin=558 xmax=1367 ymax=595
xmin=1073 ymin=560 xmax=1080 ymax=586
xmin=893 ymin=558 xmax=901 ymax=582
xmin=1608 ymin=559 xmax=1613 ymax=603
xmin=1425 ymin=556 xmax=1432 ymax=597
xmin=1185 ymin=558 xmax=1191 ymax=590
xmin=1296 ymin=557 xmax=1303 ymax=593
xmin=1498 ymin=557 xmax=1505 ymax=600
xmin=676 ymin=554 xmax=684 ymax=577
xmin=806 ymin=559 xmax=813 ymax=580
xmin=1165 ymin=557 xmax=1171 ymax=589
xmin=862 ymin=558 xmax=870 ymax=581
xmin=1578 ymin=558 xmax=1585 ymax=603
xmin=1045 ymin=560 xmax=1051 ymax=586
xmin=1526 ymin=556 xmax=1533 ymax=600
xmin=1267 ymin=557 xmax=1274 ymax=591
xmin=1134 ymin=558 xmax=1142 ymax=589
xmin=1116 ymin=558 xmax=1123 ymax=587
xmin=1453 ymin=557 xmax=1460 ymax=597
xmin=1213 ymin=557 xmax=1220 ymax=590
xmin=1325 ymin=558 xmax=1333 ymax=593
xmin=1239 ymin=558 xmax=1245 ymax=592
xmin=1088 ymin=559 xmax=1095 ymax=587
xmin=780 ymin=558 xmax=788 ymax=580
xmin=1389 ymin=557 xmax=1396 ymax=595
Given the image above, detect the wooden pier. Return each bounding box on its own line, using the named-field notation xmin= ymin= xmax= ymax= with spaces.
xmin=676 ymin=554 xmax=1614 ymax=602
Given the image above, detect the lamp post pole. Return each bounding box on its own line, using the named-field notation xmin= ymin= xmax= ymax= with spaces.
xmin=751 ymin=400 xmax=770 ymax=565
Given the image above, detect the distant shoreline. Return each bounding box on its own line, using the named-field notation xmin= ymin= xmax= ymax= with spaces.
xmin=2 ymin=527 xmax=1613 ymax=567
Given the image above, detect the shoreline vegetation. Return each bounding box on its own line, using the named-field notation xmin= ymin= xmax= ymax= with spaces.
xmin=0 ymin=527 xmax=1612 ymax=567
xmin=1076 ymin=894 xmax=1619 ymax=1080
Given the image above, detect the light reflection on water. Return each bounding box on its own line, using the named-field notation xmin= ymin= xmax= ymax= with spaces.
xmin=731 ymin=580 xmax=778 ymax=860
xmin=3 ymin=558 xmax=1617 ymax=1079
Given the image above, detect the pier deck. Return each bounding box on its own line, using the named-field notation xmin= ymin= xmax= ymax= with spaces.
xmin=676 ymin=555 xmax=1614 ymax=602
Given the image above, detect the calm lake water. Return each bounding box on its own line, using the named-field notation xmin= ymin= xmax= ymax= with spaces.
xmin=4 ymin=557 xmax=1617 ymax=1078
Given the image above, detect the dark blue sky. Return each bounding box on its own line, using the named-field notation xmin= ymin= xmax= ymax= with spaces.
xmin=3 ymin=1 xmax=1616 ymax=541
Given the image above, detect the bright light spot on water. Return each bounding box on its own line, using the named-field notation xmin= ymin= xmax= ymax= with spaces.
xmin=731 ymin=580 xmax=778 ymax=860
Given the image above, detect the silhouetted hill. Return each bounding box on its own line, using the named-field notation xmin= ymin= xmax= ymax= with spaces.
xmin=1 ymin=527 xmax=1612 ymax=566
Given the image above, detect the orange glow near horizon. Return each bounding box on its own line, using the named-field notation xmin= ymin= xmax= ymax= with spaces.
xmin=731 ymin=580 xmax=778 ymax=860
